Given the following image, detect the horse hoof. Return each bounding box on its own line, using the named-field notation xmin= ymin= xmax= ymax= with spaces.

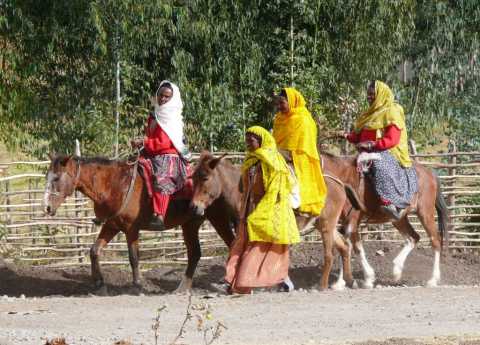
xmin=93 ymin=285 xmax=109 ymax=296
xmin=426 ymin=279 xmax=438 ymax=288
xmin=345 ymin=279 xmax=358 ymax=289
xmin=174 ymin=287 xmax=191 ymax=295
xmin=317 ymin=285 xmax=329 ymax=292
xmin=174 ymin=277 xmax=193 ymax=294
xmin=331 ymin=279 xmax=346 ymax=291
xmin=392 ymin=266 xmax=403 ymax=282
xmin=361 ymin=279 xmax=375 ymax=289
xmin=130 ymin=282 xmax=143 ymax=295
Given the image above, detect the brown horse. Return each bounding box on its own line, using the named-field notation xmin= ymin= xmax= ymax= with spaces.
xmin=321 ymin=152 xmax=449 ymax=288
xmin=190 ymin=151 xmax=353 ymax=291
xmin=43 ymin=155 xmax=236 ymax=293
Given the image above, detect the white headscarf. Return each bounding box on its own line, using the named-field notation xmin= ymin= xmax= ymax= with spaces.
xmin=151 ymin=80 xmax=187 ymax=155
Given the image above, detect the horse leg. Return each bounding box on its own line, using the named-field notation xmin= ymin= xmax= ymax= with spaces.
xmin=331 ymin=230 xmax=354 ymax=290
xmin=350 ymin=229 xmax=375 ymax=288
xmin=416 ymin=204 xmax=442 ymax=287
xmin=392 ymin=218 xmax=420 ymax=283
xmin=175 ymin=219 xmax=203 ymax=294
xmin=316 ymin=217 xmax=335 ymax=291
xmin=348 ymin=214 xmax=376 ymax=288
xmin=90 ymin=223 xmax=119 ymax=290
xmin=126 ymin=228 xmax=141 ymax=288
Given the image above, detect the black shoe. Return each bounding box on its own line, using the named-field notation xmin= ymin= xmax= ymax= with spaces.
xmin=381 ymin=204 xmax=402 ymax=221
xmin=277 ymin=277 xmax=295 ymax=292
xmin=211 ymin=281 xmax=231 ymax=295
xmin=149 ymin=215 xmax=165 ymax=230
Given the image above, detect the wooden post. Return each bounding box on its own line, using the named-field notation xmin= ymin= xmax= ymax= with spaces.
xmin=5 ymin=180 xmax=11 ymax=236
xmin=75 ymin=140 xmax=83 ymax=263
xmin=29 ymin=177 xmax=35 ymax=245
xmin=409 ymin=139 xmax=418 ymax=161
xmin=446 ymin=140 xmax=456 ymax=254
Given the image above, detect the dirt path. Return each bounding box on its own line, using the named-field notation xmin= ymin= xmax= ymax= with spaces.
xmin=1 ymin=286 xmax=480 ymax=345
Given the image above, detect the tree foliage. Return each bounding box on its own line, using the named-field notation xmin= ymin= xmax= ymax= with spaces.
xmin=0 ymin=0 xmax=478 ymax=157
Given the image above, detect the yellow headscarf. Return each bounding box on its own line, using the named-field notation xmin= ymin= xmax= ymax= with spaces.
xmin=242 ymin=126 xmax=300 ymax=245
xmin=272 ymin=88 xmax=327 ymax=215
xmin=354 ymin=81 xmax=412 ymax=167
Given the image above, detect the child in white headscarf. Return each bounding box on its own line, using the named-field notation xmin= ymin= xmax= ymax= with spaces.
xmin=132 ymin=80 xmax=191 ymax=227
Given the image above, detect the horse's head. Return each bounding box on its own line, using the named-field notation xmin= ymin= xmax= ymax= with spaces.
xmin=190 ymin=151 xmax=227 ymax=216
xmin=44 ymin=154 xmax=80 ymax=216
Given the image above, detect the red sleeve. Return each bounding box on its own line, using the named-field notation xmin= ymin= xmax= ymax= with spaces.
xmin=346 ymin=131 xmax=360 ymax=143
xmin=144 ymin=125 xmax=174 ymax=153
xmin=374 ymin=125 xmax=401 ymax=150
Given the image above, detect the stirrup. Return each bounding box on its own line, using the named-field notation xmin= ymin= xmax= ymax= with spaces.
xmin=381 ymin=204 xmax=402 ymax=221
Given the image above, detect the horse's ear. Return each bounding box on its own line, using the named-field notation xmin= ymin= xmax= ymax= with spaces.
xmin=199 ymin=150 xmax=213 ymax=161
xmin=59 ymin=155 xmax=73 ymax=166
xmin=208 ymin=153 xmax=228 ymax=170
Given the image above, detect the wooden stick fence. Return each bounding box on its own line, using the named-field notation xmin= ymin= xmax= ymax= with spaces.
xmin=1 ymin=146 xmax=479 ymax=267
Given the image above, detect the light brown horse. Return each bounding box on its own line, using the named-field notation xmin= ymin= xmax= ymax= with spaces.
xmin=43 ymin=155 xmax=236 ymax=293
xmin=321 ymin=152 xmax=449 ymax=288
xmin=190 ymin=151 xmax=353 ymax=290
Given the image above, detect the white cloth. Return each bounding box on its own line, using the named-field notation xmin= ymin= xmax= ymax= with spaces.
xmin=356 ymin=152 xmax=381 ymax=173
xmin=151 ymin=80 xmax=187 ymax=156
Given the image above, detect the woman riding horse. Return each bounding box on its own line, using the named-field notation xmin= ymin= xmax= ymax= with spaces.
xmin=131 ymin=80 xmax=191 ymax=229
xmin=213 ymin=126 xmax=300 ymax=294
xmin=273 ymin=87 xmax=327 ymax=216
xmin=341 ymin=80 xmax=418 ymax=220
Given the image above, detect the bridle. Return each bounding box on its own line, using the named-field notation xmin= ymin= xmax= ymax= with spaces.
xmin=68 ymin=158 xmax=82 ymax=190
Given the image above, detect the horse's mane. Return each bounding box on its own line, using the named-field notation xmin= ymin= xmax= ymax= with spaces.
xmin=193 ymin=151 xmax=240 ymax=177
xmin=52 ymin=155 xmax=130 ymax=167
xmin=76 ymin=156 xmax=117 ymax=165
xmin=319 ymin=149 xmax=356 ymax=166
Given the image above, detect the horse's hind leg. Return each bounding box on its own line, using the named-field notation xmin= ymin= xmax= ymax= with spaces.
xmin=331 ymin=230 xmax=354 ymax=290
xmin=90 ymin=223 xmax=120 ymax=290
xmin=316 ymin=217 xmax=336 ymax=291
xmin=175 ymin=219 xmax=203 ymax=294
xmin=392 ymin=218 xmax=420 ymax=283
xmin=126 ymin=229 xmax=141 ymax=288
xmin=348 ymin=214 xmax=376 ymax=288
xmin=417 ymin=204 xmax=442 ymax=287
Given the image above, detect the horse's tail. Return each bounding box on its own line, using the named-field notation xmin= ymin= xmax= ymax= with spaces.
xmin=344 ymin=184 xmax=367 ymax=213
xmin=435 ymin=173 xmax=449 ymax=251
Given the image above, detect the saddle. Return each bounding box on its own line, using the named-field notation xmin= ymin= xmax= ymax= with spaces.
xmin=138 ymin=157 xmax=193 ymax=200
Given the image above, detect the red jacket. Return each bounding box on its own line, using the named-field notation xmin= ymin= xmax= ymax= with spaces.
xmin=347 ymin=124 xmax=401 ymax=150
xmin=143 ymin=116 xmax=178 ymax=156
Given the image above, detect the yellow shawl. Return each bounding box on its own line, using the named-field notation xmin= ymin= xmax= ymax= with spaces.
xmin=272 ymin=88 xmax=327 ymax=215
xmin=354 ymin=81 xmax=412 ymax=167
xmin=242 ymin=126 xmax=300 ymax=245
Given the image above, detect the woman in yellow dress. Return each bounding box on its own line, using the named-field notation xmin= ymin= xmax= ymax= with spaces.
xmin=273 ymin=87 xmax=327 ymax=216
xmin=212 ymin=126 xmax=300 ymax=294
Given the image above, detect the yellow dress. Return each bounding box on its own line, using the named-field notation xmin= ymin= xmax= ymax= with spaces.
xmin=272 ymin=88 xmax=327 ymax=215
xmin=242 ymin=126 xmax=300 ymax=244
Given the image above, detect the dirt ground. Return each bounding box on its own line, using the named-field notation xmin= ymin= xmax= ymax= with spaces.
xmin=1 ymin=242 xmax=479 ymax=297
xmin=1 ymin=242 xmax=480 ymax=345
